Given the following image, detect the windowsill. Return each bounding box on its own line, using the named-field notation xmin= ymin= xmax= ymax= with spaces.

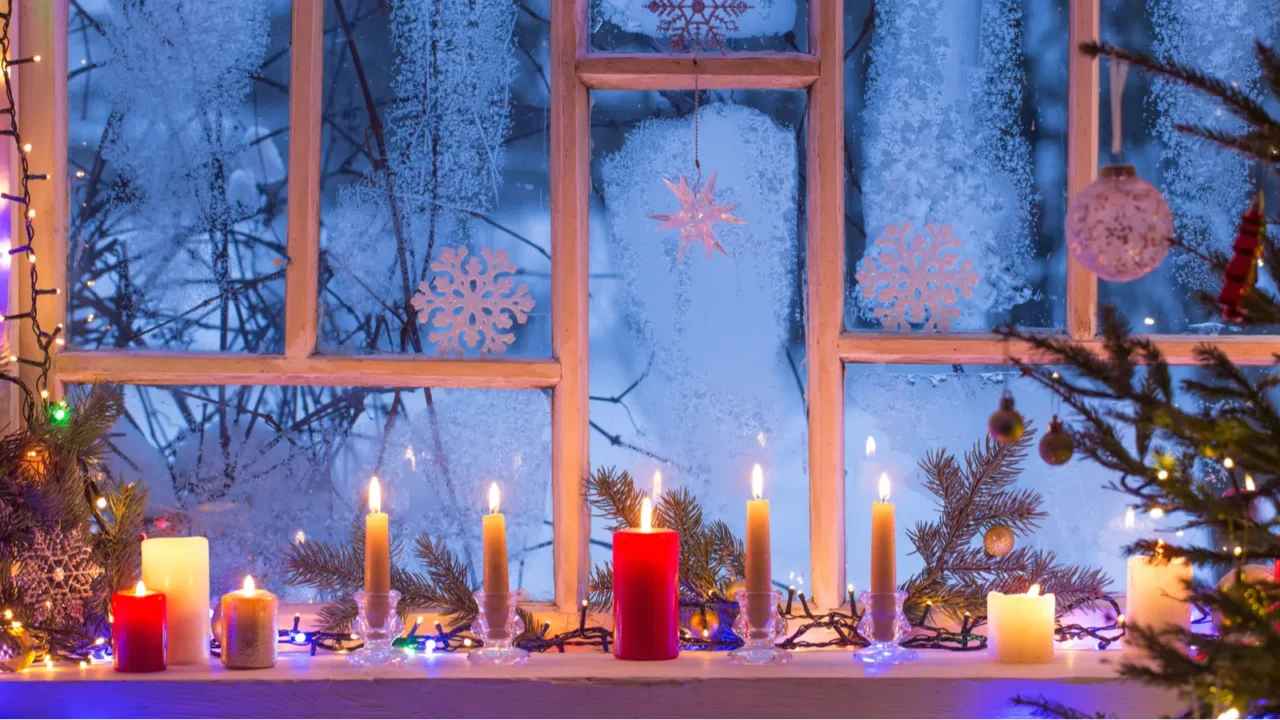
xmin=5 ymin=648 xmax=1180 ymax=718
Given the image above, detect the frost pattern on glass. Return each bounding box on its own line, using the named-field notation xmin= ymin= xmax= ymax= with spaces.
xmin=1151 ymin=0 xmax=1272 ymax=288
xmin=854 ymin=0 xmax=1039 ymax=331
xmin=591 ymin=95 xmax=810 ymax=588
xmin=319 ymin=0 xmax=551 ymax=356
xmin=67 ymin=1 xmax=289 ymax=352
xmin=99 ymin=385 xmax=552 ymax=601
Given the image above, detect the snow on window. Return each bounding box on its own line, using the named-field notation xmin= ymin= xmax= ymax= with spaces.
xmin=589 ymin=90 xmax=809 ymax=584
xmin=67 ymin=0 xmax=292 ymax=352
xmin=318 ymin=0 xmax=552 ymax=357
xmin=845 ymin=0 xmax=1068 ymax=332
xmin=1099 ymin=0 xmax=1278 ymax=334
xmin=97 ymin=384 xmax=553 ymax=601
xmin=591 ymin=0 xmax=807 ymax=52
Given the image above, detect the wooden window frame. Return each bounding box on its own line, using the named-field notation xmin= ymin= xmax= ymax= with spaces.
xmin=21 ymin=0 xmax=1272 ymax=612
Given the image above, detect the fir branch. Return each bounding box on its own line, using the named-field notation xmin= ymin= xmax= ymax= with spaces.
xmin=1011 ymin=695 xmax=1110 ymax=719
xmin=584 ymin=466 xmax=644 ymax=532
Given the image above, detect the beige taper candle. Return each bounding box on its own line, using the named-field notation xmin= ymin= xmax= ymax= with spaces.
xmin=870 ymin=473 xmax=896 ymax=642
xmin=364 ymin=477 xmax=391 ymax=626
xmin=482 ymin=483 xmax=511 ymax=639
xmin=745 ymin=464 xmax=772 ymax=633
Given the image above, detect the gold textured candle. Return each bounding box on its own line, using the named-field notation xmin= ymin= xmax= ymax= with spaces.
xmin=869 ymin=473 xmax=896 ymax=641
xmin=364 ymin=477 xmax=391 ymax=626
xmin=482 ymin=483 xmax=511 ymax=639
xmin=220 ymin=576 xmax=278 ymax=669
xmin=744 ymin=464 xmax=771 ymax=630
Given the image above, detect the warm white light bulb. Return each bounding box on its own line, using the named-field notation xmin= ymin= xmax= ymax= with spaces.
xmin=1218 ymin=709 xmax=1240 ymax=720
xmin=488 ymin=482 xmax=500 ymax=514
xmin=1124 ymin=507 xmax=1136 ymax=529
xmin=878 ymin=472 xmax=891 ymax=502
xmin=1149 ymin=508 xmax=1164 ymax=519
xmin=751 ymin=464 xmax=763 ymax=500
xmin=1223 ymin=457 xmax=1235 ymax=469
xmin=368 ymin=476 xmax=381 ymax=514
xmin=640 ymin=496 xmax=653 ymax=532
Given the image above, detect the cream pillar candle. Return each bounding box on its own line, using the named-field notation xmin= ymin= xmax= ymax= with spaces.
xmin=482 ymin=483 xmax=511 ymax=639
xmin=869 ymin=473 xmax=896 ymax=642
xmin=988 ymin=584 xmax=1056 ymax=663
xmin=744 ymin=464 xmax=771 ymax=631
xmin=1124 ymin=542 xmax=1192 ymax=661
xmin=364 ymin=477 xmax=391 ymax=626
xmin=219 ymin=575 xmax=278 ymax=669
xmin=141 ymin=536 xmax=209 ymax=665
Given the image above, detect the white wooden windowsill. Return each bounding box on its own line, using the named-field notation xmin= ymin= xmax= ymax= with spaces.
xmin=4 ymin=648 xmax=1178 ymax=718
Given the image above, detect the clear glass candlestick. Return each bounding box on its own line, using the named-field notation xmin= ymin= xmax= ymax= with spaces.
xmin=855 ymin=590 xmax=916 ymax=666
xmin=468 ymin=590 xmax=529 ymax=666
xmin=728 ymin=590 xmax=789 ymax=665
xmin=349 ymin=590 xmax=406 ymax=667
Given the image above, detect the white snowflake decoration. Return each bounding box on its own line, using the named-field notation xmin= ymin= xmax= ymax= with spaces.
xmin=854 ymin=223 xmax=979 ymax=332
xmin=411 ymin=247 xmax=535 ymax=356
xmin=15 ymin=527 xmax=103 ymax=627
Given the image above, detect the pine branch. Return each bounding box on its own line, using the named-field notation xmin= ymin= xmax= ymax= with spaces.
xmin=1011 ymin=695 xmax=1110 ymax=719
xmin=584 ymin=466 xmax=644 ymax=532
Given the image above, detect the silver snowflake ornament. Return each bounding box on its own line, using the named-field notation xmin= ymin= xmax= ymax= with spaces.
xmin=854 ymin=222 xmax=979 ymax=332
xmin=411 ymin=247 xmax=535 ymax=356
xmin=646 ymin=0 xmax=754 ymax=53
xmin=650 ymin=172 xmax=746 ymax=262
xmin=15 ymin=526 xmax=103 ymax=628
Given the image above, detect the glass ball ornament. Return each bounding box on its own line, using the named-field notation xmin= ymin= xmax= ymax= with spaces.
xmin=1066 ymin=164 xmax=1173 ymax=282
xmin=988 ymin=394 xmax=1025 ymax=445
xmin=983 ymin=525 xmax=1015 ymax=558
xmin=1211 ymin=564 xmax=1274 ymax=641
xmin=1039 ymin=416 xmax=1075 ymax=466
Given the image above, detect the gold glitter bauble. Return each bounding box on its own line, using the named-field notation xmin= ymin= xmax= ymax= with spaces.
xmin=988 ymin=395 xmax=1025 ymax=445
xmin=0 ymin=630 xmax=35 ymax=673
xmin=983 ymin=525 xmax=1015 ymax=557
xmin=1039 ymin=416 xmax=1075 ymax=466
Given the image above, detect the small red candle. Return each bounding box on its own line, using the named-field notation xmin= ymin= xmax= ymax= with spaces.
xmin=613 ymin=497 xmax=679 ymax=661
xmin=111 ymin=580 xmax=167 ymax=673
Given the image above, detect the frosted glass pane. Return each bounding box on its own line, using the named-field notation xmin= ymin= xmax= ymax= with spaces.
xmin=588 ymin=90 xmax=810 ymax=588
xmin=96 ymin=385 xmax=552 ymax=602
xmin=844 ymin=0 xmax=1068 ymax=333
xmin=1099 ymin=0 xmax=1280 ymax=334
xmin=317 ymin=0 xmax=552 ymax=357
xmin=67 ymin=1 xmax=292 ymax=352
xmin=590 ymin=0 xmax=809 ymax=53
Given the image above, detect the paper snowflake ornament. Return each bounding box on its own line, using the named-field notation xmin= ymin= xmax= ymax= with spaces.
xmin=645 ymin=0 xmax=753 ymax=52
xmin=14 ymin=526 xmax=103 ymax=627
xmin=854 ymin=223 xmax=979 ymax=332
xmin=411 ymin=247 xmax=535 ymax=356
xmin=650 ymin=172 xmax=746 ymax=262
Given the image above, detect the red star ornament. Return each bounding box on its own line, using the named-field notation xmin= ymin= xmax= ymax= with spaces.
xmin=649 ymin=172 xmax=746 ymax=262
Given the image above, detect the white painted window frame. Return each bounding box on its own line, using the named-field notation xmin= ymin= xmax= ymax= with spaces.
xmin=19 ymin=0 xmax=1271 ymax=612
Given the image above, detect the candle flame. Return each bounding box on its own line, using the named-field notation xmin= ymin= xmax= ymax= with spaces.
xmin=1244 ymin=474 xmax=1256 ymax=492
xmin=369 ymin=476 xmax=382 ymax=514
xmin=488 ymin=482 xmax=500 ymax=514
xmin=134 ymin=580 xmax=147 ymax=596
xmin=751 ymin=463 xmax=763 ymax=500
xmin=242 ymin=575 xmax=256 ymax=594
xmin=1124 ymin=507 xmax=1135 ymax=529
xmin=878 ymin=472 xmax=891 ymax=502
xmin=652 ymin=470 xmax=662 ymax=505
xmin=865 ymin=436 xmax=876 ymax=457
xmin=1218 ymin=709 xmax=1240 ymax=720
xmin=640 ymin=496 xmax=653 ymax=532
xmin=1027 ymin=583 xmax=1041 ymax=597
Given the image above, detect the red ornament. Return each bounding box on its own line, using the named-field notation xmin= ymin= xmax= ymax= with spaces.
xmin=612 ymin=508 xmax=680 ymax=661
xmin=111 ymin=582 xmax=167 ymax=673
xmin=1217 ymin=195 xmax=1267 ymax=322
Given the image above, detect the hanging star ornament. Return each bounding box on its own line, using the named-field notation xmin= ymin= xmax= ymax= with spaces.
xmin=650 ymin=172 xmax=746 ymax=262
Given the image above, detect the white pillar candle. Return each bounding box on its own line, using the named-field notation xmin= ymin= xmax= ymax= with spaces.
xmin=988 ymin=584 xmax=1055 ymax=663
xmin=141 ymin=536 xmax=210 ymax=665
xmin=1124 ymin=544 xmax=1191 ymax=661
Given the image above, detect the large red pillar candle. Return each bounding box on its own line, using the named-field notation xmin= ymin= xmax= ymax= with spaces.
xmin=111 ymin=581 xmax=167 ymax=673
xmin=613 ymin=497 xmax=679 ymax=661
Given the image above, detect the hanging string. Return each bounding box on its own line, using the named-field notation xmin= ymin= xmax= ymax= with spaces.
xmin=692 ymin=51 xmax=701 ymax=189
xmin=1109 ymin=57 xmax=1131 ymax=160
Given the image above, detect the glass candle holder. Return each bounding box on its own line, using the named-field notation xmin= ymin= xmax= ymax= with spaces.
xmin=855 ymin=590 xmax=916 ymax=666
xmin=349 ymin=590 xmax=405 ymax=667
xmin=728 ymin=590 xmax=789 ymax=665
xmin=468 ymin=590 xmax=529 ymax=666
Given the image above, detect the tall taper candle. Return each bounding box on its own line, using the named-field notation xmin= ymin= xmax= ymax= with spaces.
xmin=141 ymin=536 xmax=209 ymax=664
xmin=745 ymin=464 xmax=771 ymax=631
xmin=482 ymin=482 xmax=511 ymax=639
xmin=364 ymin=477 xmax=391 ymax=626
xmin=870 ymin=473 xmax=896 ymax=641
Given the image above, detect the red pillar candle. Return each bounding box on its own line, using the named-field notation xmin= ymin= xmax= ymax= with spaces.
xmin=111 ymin=581 xmax=167 ymax=673
xmin=613 ymin=497 xmax=679 ymax=661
